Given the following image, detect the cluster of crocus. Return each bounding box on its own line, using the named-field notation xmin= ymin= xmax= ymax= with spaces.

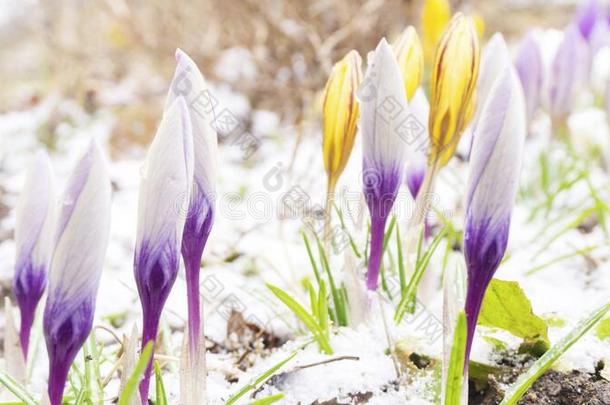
xmin=514 ymin=0 xmax=610 ymax=133
xmin=354 ymin=13 xmax=479 ymax=291
xmin=12 ymin=151 xmax=54 ymax=358
xmin=133 ymin=96 xmax=193 ymax=402
xmin=43 ymin=142 xmax=112 ymax=404
xmin=548 ymin=24 xmax=588 ymax=131
xmin=134 ymin=49 xmax=217 ymax=403
xmin=462 ymin=35 xmax=526 ymax=368
xmin=11 ymin=142 xmax=111 ymax=404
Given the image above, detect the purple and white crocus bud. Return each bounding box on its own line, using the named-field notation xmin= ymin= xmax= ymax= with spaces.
xmin=405 ymin=88 xmax=429 ymax=199
xmin=13 ymin=150 xmax=54 ymax=359
xmin=514 ymin=32 xmax=544 ymax=121
xmin=574 ymin=0 xmax=600 ymax=41
xmin=166 ymin=49 xmax=217 ymax=360
xmin=43 ymin=141 xmax=111 ymax=405
xmin=358 ymin=38 xmax=408 ymax=291
xmin=549 ymin=25 xmax=588 ymax=121
xmin=606 ymin=77 xmax=610 ymax=120
xmin=134 ymin=96 xmax=194 ymax=403
xmin=465 ymin=34 xmax=511 ymax=159
xmin=463 ymin=65 xmax=526 ymax=369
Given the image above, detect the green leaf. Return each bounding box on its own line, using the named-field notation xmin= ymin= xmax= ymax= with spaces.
xmin=595 ymin=317 xmax=610 ymax=340
xmin=249 ymin=393 xmax=285 ymax=405
xmin=478 ymin=279 xmax=549 ymax=351
xmin=0 ymin=371 xmax=37 ymax=405
xmin=267 ymin=283 xmax=332 ymax=354
xmin=500 ymin=300 xmax=610 ymax=405
xmin=444 ymin=311 xmax=467 ymax=405
xmin=154 ymin=361 xmax=168 ymax=405
xmin=118 ymin=341 xmax=153 ymax=405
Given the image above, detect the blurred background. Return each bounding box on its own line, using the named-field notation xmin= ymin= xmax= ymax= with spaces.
xmin=0 ymin=0 xmax=582 ymax=158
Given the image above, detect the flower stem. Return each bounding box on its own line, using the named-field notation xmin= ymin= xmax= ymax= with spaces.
xmin=366 ymin=215 xmax=388 ymax=290
xmin=139 ymin=311 xmax=161 ymax=405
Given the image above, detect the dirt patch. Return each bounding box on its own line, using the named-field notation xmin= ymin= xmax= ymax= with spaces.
xmin=471 ymin=369 xmax=610 ymax=404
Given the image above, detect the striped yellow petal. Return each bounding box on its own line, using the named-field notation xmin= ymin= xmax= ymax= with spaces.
xmin=428 ymin=13 xmax=480 ymax=168
xmin=393 ymin=26 xmax=424 ymax=101
xmin=322 ymin=50 xmax=363 ymax=192
xmin=421 ymin=0 xmax=451 ymax=64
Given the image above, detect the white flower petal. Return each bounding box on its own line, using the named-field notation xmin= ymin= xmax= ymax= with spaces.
xmin=358 ymin=38 xmax=410 ymax=171
xmin=14 ymin=150 xmax=55 ymax=272
xmin=136 ymin=96 xmax=194 ymax=254
xmin=467 ymin=67 xmax=526 ymax=230
xmin=166 ymin=49 xmax=217 ymax=202
xmin=48 ymin=141 xmax=111 ymax=309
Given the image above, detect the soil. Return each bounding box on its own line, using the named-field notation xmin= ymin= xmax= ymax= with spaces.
xmin=471 ymin=369 xmax=610 ymax=404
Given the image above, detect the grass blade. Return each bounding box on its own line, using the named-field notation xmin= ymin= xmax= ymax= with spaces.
xmin=302 ymin=232 xmax=322 ymax=284
xmin=226 ymin=343 xmax=307 ymax=405
xmin=444 ymin=312 xmax=467 ymax=405
xmin=118 ymin=341 xmax=153 ymax=405
xmin=267 ymin=283 xmax=333 ymax=354
xmin=154 ymin=361 xmax=168 ymax=405
xmin=249 ymin=393 xmax=285 ymax=404
xmin=500 ymin=301 xmax=610 ymax=405
xmin=318 ymin=280 xmax=330 ymax=338
xmin=396 ymin=226 xmax=406 ymax=294
xmin=395 ymin=228 xmax=446 ymax=323
xmin=83 ymin=334 xmax=103 ymax=404
xmin=315 ymin=234 xmax=348 ymax=326
xmin=0 ymin=370 xmax=37 ymax=405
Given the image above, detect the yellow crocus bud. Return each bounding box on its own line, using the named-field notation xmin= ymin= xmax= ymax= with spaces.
xmin=393 ymin=26 xmax=424 ymax=101
xmin=322 ymin=50 xmax=363 ymax=193
xmin=421 ymin=0 xmax=451 ymax=63
xmin=472 ymin=13 xmax=486 ymax=39
xmin=428 ymin=13 xmax=480 ymax=168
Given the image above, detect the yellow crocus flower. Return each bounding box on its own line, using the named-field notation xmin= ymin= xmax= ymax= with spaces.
xmin=322 ymin=50 xmax=363 ymax=194
xmin=421 ymin=0 xmax=451 ymax=64
xmin=393 ymin=26 xmax=424 ymax=101
xmin=428 ymin=13 xmax=480 ymax=168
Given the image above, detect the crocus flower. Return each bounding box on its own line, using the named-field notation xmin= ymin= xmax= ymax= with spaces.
xmin=514 ymin=32 xmax=544 ymax=121
xmin=549 ymin=25 xmax=588 ymax=125
xmin=166 ymin=49 xmax=217 ymax=369
xmin=428 ymin=13 xmax=480 ymax=172
xmin=359 ymin=38 xmax=408 ymax=291
xmin=421 ymin=0 xmax=451 ymax=64
xmin=13 ymin=150 xmax=54 ymax=358
xmin=606 ymin=77 xmax=610 ymax=120
xmin=393 ymin=26 xmax=424 ymax=101
xmin=134 ymin=96 xmax=194 ymax=403
xmin=43 ymin=141 xmax=111 ymax=405
xmin=463 ymin=65 xmax=526 ymax=368
xmin=405 ymin=88 xmax=430 ymax=199
xmin=322 ymin=50 xmax=362 ymax=197
xmin=575 ymin=0 xmax=600 ymax=40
